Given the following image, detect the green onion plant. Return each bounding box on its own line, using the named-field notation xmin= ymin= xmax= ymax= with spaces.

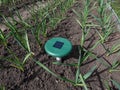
xmin=33 ymin=0 xmax=96 ymax=89
xmin=1 ymin=9 xmax=34 ymax=71
xmin=1 ymin=0 xmax=120 ymax=89
xmin=3 ymin=13 xmax=31 ymax=52
xmin=94 ymin=0 xmax=114 ymax=44
xmin=0 ymin=0 xmax=75 ymax=71
xmin=31 ymin=0 xmax=75 ymax=46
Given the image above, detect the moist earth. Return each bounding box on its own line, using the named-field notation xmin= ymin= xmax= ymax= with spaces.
xmin=0 ymin=1 xmax=120 ymax=90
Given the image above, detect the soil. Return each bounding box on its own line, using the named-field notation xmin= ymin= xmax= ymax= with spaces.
xmin=0 ymin=1 xmax=120 ymax=90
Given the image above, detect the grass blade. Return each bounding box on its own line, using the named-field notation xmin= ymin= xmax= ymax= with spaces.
xmin=111 ymin=79 xmax=120 ymax=89
xmin=0 ymin=85 xmax=5 ymax=90
xmin=79 ymin=74 xmax=88 ymax=90
xmin=23 ymin=31 xmax=31 ymax=52
xmin=33 ymin=59 xmax=75 ymax=84
xmin=52 ymin=62 xmax=77 ymax=66
xmin=75 ymin=48 xmax=81 ymax=84
xmin=23 ymin=52 xmax=34 ymax=64
xmin=0 ymin=29 xmax=7 ymax=46
xmin=108 ymin=44 xmax=120 ymax=56
xmin=83 ymin=66 xmax=96 ymax=80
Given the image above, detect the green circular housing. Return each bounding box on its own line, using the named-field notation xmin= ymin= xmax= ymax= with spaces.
xmin=44 ymin=37 xmax=72 ymax=58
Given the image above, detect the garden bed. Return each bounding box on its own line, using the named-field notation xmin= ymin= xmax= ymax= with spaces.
xmin=0 ymin=0 xmax=120 ymax=90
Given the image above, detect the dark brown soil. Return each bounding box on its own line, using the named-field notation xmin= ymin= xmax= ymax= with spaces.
xmin=0 ymin=1 xmax=120 ymax=90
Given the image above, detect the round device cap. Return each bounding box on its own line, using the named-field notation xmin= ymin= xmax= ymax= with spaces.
xmin=44 ymin=37 xmax=72 ymax=58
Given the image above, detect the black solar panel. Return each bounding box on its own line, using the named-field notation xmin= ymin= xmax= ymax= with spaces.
xmin=53 ymin=41 xmax=64 ymax=49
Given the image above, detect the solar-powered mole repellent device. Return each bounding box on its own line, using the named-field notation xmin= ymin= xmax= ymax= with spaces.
xmin=44 ymin=37 xmax=72 ymax=61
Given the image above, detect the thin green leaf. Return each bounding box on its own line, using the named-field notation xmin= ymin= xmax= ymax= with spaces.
xmin=52 ymin=62 xmax=77 ymax=66
xmin=83 ymin=66 xmax=96 ymax=80
xmin=34 ymin=59 xmax=75 ymax=84
xmin=89 ymin=40 xmax=101 ymax=51
xmin=72 ymin=9 xmax=81 ymax=19
xmin=3 ymin=15 xmax=30 ymax=51
xmin=23 ymin=52 xmax=34 ymax=64
xmin=108 ymin=44 xmax=120 ymax=55
xmin=76 ymin=19 xmax=83 ymax=28
xmin=0 ymin=29 xmax=7 ymax=46
xmin=5 ymin=47 xmax=24 ymax=71
xmin=79 ymin=74 xmax=88 ymax=90
xmin=75 ymin=48 xmax=81 ymax=83
xmin=0 ymin=85 xmax=5 ymax=90
xmin=23 ymin=31 xmax=31 ymax=52
xmin=104 ymin=81 xmax=111 ymax=90
xmin=91 ymin=14 xmax=101 ymax=22
xmin=111 ymin=61 xmax=120 ymax=69
xmin=111 ymin=79 xmax=120 ymax=89
xmin=10 ymin=63 xmax=24 ymax=71
xmin=95 ymin=29 xmax=104 ymax=42
xmin=80 ymin=51 xmax=91 ymax=65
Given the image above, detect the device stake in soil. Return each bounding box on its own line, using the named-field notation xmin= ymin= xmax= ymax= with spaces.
xmin=56 ymin=57 xmax=61 ymax=61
